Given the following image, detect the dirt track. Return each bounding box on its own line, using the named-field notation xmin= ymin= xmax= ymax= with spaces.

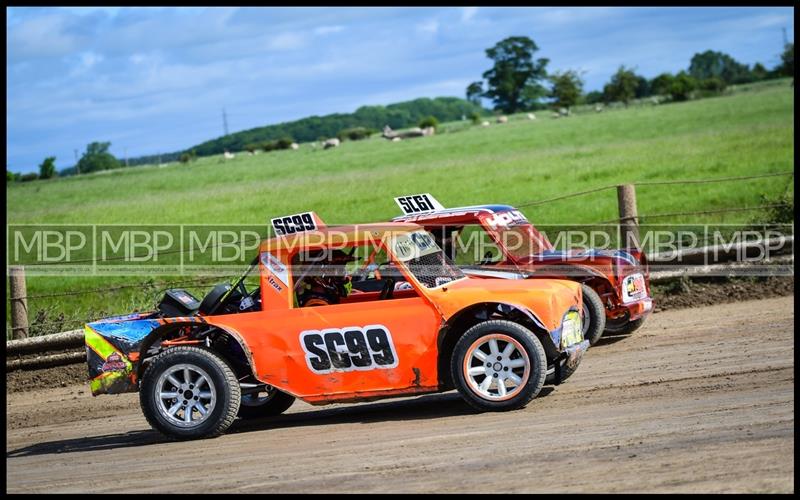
xmin=6 ymin=296 xmax=794 ymax=493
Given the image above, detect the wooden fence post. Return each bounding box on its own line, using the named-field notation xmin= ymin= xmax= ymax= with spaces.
xmin=9 ymin=265 xmax=29 ymax=339
xmin=617 ymin=184 xmax=640 ymax=249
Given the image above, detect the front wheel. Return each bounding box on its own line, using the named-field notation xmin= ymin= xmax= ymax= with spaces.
xmin=140 ymin=346 xmax=241 ymax=440
xmin=451 ymin=320 xmax=547 ymax=412
xmin=238 ymin=386 xmax=295 ymax=419
xmin=580 ymin=284 xmax=606 ymax=346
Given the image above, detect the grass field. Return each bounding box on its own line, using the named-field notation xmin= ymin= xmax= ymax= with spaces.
xmin=6 ymin=79 xmax=794 ymax=336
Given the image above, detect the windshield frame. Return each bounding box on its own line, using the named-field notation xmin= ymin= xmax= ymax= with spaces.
xmin=386 ymin=229 xmax=467 ymax=290
xmin=478 ymin=211 xmax=554 ymax=264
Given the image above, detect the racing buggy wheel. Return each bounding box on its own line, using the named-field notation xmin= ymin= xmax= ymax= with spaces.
xmin=451 ymin=320 xmax=547 ymax=412
xmin=139 ymin=346 xmax=241 ymax=440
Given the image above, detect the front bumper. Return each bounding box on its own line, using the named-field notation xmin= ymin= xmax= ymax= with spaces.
xmin=553 ymin=339 xmax=589 ymax=384
xmin=565 ymin=339 xmax=590 ymax=370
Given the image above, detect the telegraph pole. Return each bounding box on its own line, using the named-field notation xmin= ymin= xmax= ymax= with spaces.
xmin=124 ymin=147 xmax=129 ymax=167
xmin=74 ymin=149 xmax=80 ymax=175
xmin=222 ymin=108 xmax=229 ymax=136
xmin=783 ymin=27 xmax=788 ymax=46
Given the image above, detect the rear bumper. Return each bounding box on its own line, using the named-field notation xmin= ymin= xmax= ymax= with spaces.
xmin=624 ymin=297 xmax=653 ymax=321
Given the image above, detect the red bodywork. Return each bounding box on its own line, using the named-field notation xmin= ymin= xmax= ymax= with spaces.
xmin=392 ymin=205 xmax=653 ymax=323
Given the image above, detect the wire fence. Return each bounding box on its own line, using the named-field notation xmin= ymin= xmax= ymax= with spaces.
xmin=20 ymin=275 xmax=225 ymax=301
xmin=7 ymin=276 xmax=230 ymax=337
xmin=594 ymin=203 xmax=793 ymax=225
xmin=514 ymin=171 xmax=793 ymax=209
xmin=7 ymin=170 xmax=794 ymax=337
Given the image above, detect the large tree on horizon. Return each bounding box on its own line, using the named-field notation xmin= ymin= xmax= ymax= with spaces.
xmin=688 ymin=50 xmax=752 ymax=84
xmin=777 ymin=42 xmax=794 ymax=78
xmin=77 ymin=141 xmax=121 ymax=174
xmin=481 ymin=36 xmax=549 ymax=113
xmin=603 ymin=66 xmax=638 ymax=106
xmin=465 ymin=81 xmax=484 ymax=107
xmin=548 ymin=70 xmax=583 ymax=111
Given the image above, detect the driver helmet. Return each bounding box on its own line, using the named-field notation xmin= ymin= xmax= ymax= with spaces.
xmin=296 ymin=249 xmax=356 ymax=306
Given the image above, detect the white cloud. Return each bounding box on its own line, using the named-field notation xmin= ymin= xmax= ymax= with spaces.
xmin=266 ymin=32 xmax=307 ymax=51
xmin=314 ymin=25 xmax=344 ymax=36
xmin=7 ymin=13 xmax=81 ymax=58
xmin=416 ymin=19 xmax=439 ymax=35
xmin=79 ymin=51 xmax=103 ymax=69
xmin=461 ymin=7 xmax=478 ymax=23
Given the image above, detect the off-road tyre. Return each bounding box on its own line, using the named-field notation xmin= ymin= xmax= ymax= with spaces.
xmin=140 ymin=346 xmax=240 ymax=440
xmin=451 ymin=320 xmax=547 ymax=412
xmin=238 ymin=387 xmax=295 ymax=419
xmin=581 ymin=284 xmax=606 ymax=346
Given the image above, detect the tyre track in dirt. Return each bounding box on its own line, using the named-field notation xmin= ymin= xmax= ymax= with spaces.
xmin=5 ymin=296 xmax=794 ymax=493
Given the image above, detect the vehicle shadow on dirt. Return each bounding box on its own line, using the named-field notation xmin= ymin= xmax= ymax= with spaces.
xmin=6 ymin=387 xmax=555 ymax=457
xmin=592 ymin=333 xmax=635 ymax=348
xmin=230 ymin=387 xmax=556 ymax=435
xmin=6 ymin=430 xmax=163 ymax=458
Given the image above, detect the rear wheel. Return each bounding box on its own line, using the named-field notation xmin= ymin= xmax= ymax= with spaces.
xmin=238 ymin=386 xmax=295 ymax=419
xmin=580 ymin=284 xmax=606 ymax=346
xmin=451 ymin=320 xmax=547 ymax=412
xmin=140 ymin=346 xmax=240 ymax=440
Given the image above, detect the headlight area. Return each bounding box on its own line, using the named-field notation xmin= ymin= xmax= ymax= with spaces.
xmin=549 ymin=309 xmax=583 ymax=350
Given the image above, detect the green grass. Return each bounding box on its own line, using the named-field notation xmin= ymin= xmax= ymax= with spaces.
xmin=6 ymin=79 xmax=794 ymax=336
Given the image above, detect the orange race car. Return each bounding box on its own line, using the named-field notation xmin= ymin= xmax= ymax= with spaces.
xmin=84 ymin=212 xmax=588 ymax=440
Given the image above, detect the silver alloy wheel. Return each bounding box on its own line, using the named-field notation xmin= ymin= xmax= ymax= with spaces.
xmin=462 ymin=334 xmax=530 ymax=401
xmin=241 ymin=386 xmax=277 ymax=407
xmin=155 ymin=363 xmax=217 ymax=428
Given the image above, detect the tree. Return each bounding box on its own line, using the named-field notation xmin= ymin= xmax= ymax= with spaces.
xmin=603 ymin=66 xmax=638 ymax=106
xmin=179 ymin=150 xmax=197 ymax=164
xmin=777 ymin=43 xmax=794 ymax=78
xmin=548 ymin=70 xmax=583 ymax=111
xmin=650 ymin=73 xmax=675 ymax=96
xmin=419 ymin=116 xmax=439 ymax=129
xmin=688 ymin=50 xmax=752 ymax=84
xmin=750 ymin=62 xmax=769 ymax=81
xmin=77 ymin=141 xmax=121 ymax=173
xmin=698 ymin=77 xmax=727 ymax=95
xmin=583 ymin=90 xmax=604 ymax=105
xmin=466 ymin=81 xmax=484 ymax=107
xmin=7 ymin=170 xmax=15 ymax=182
xmin=481 ymin=36 xmax=549 ymax=113
xmin=669 ymin=71 xmax=697 ymax=102
xmin=634 ymin=75 xmax=651 ymax=99
xmin=39 ymin=156 xmax=56 ymax=179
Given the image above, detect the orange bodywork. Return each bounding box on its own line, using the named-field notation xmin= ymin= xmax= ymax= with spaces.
xmin=196 ymin=223 xmax=582 ymax=405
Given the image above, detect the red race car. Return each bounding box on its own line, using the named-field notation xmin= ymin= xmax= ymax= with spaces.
xmin=391 ymin=194 xmax=653 ymax=344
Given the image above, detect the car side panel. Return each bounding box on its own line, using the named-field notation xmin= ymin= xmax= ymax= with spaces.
xmin=207 ymin=297 xmax=442 ymax=403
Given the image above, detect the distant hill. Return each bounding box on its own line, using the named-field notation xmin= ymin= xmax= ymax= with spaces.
xmin=122 ymin=96 xmax=485 ymax=167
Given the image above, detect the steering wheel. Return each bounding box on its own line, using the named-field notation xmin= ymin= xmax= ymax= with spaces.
xmin=200 ymin=280 xmax=249 ymax=315
xmin=379 ymin=277 xmax=396 ymax=300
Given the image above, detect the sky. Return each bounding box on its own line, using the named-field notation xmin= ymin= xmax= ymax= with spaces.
xmin=6 ymin=6 xmax=795 ymax=173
